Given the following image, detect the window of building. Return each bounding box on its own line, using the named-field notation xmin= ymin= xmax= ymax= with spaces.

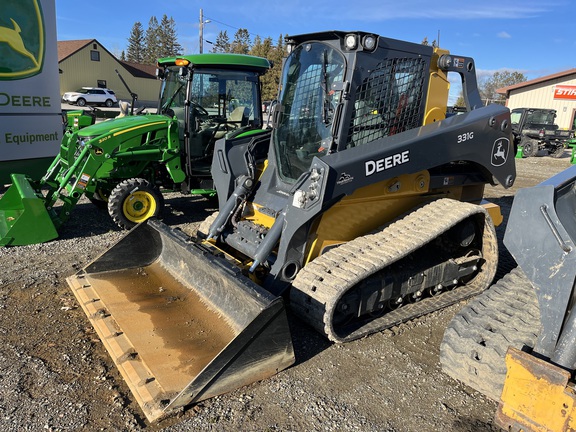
xmin=97 ymin=80 xmax=107 ymax=88
xmin=90 ymin=50 xmax=100 ymax=61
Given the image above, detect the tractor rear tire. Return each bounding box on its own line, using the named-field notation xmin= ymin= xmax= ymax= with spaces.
xmin=108 ymin=178 xmax=164 ymax=229
xmin=521 ymin=137 xmax=538 ymax=158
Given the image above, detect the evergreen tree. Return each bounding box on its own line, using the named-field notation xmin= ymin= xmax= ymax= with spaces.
xmin=230 ymin=29 xmax=251 ymax=54
xmin=250 ymin=35 xmax=272 ymax=58
xmin=126 ymin=21 xmax=145 ymax=63
xmin=144 ymin=16 xmax=160 ymax=64
xmin=250 ymin=36 xmax=277 ymax=101
xmin=158 ymin=15 xmax=182 ymax=58
xmin=260 ymin=34 xmax=286 ymax=101
xmin=212 ymin=30 xmax=230 ymax=53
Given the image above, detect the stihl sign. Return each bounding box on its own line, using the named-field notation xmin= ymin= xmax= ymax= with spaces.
xmin=554 ymin=85 xmax=576 ymax=100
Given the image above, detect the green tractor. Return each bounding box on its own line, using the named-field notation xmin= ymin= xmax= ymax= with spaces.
xmin=0 ymin=53 xmax=271 ymax=246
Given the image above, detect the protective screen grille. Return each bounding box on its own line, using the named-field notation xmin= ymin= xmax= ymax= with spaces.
xmin=347 ymin=57 xmax=427 ymax=147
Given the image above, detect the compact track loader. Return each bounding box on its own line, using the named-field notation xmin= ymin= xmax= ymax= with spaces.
xmin=0 ymin=54 xmax=270 ymax=246
xmin=67 ymin=31 xmax=516 ymax=421
xmin=441 ymin=165 xmax=576 ymax=431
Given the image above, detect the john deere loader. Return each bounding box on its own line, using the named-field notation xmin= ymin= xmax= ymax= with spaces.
xmin=440 ymin=165 xmax=576 ymax=431
xmin=0 ymin=53 xmax=270 ymax=246
xmin=66 ymin=31 xmax=516 ymax=422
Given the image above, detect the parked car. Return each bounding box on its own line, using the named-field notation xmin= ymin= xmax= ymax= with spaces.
xmin=62 ymin=87 xmax=117 ymax=107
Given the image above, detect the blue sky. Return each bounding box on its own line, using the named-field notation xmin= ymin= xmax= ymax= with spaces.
xmin=56 ymin=0 xmax=575 ymax=82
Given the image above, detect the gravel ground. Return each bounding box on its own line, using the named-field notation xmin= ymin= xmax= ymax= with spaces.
xmin=0 ymin=152 xmax=571 ymax=431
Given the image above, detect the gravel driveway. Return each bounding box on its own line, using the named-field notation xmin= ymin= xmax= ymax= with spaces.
xmin=0 ymin=153 xmax=570 ymax=431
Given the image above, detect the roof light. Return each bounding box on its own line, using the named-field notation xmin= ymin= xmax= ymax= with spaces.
xmin=344 ymin=34 xmax=358 ymax=50
xmin=175 ymin=58 xmax=190 ymax=66
xmin=362 ymin=35 xmax=377 ymax=51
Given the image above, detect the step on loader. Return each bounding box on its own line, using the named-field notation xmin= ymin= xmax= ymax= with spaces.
xmin=67 ymin=31 xmax=516 ymax=421
xmin=441 ymin=165 xmax=576 ymax=431
xmin=0 ymin=54 xmax=271 ymax=246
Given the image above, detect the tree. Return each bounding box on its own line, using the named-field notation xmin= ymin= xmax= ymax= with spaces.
xmin=126 ymin=21 xmax=145 ymax=63
xmin=158 ymin=15 xmax=182 ymax=58
xmin=453 ymin=70 xmax=527 ymax=107
xmin=421 ymin=37 xmax=437 ymax=48
xmin=250 ymin=35 xmax=277 ymax=100
xmin=211 ymin=30 xmax=230 ymax=53
xmin=230 ymin=29 xmax=251 ymax=54
xmin=144 ymin=16 xmax=160 ymax=64
xmin=251 ymin=34 xmax=286 ymax=101
xmin=480 ymin=70 xmax=527 ymax=105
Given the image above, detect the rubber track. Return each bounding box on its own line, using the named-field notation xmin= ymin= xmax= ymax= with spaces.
xmin=290 ymin=198 xmax=499 ymax=343
xmin=439 ymin=267 xmax=540 ymax=401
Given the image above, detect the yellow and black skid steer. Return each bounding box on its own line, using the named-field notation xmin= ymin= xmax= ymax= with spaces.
xmin=441 ymin=164 xmax=576 ymax=431
xmin=68 ymin=31 xmax=516 ymax=422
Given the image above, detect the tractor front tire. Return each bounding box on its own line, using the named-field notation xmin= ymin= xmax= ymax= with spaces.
xmin=108 ymin=178 xmax=164 ymax=229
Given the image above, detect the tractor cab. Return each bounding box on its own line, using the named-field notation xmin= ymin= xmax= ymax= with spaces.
xmin=157 ymin=54 xmax=270 ymax=184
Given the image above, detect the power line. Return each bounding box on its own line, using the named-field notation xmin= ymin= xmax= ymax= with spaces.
xmin=203 ymin=15 xmax=269 ymax=40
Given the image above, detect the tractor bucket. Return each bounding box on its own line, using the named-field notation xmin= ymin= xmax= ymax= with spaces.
xmin=0 ymin=174 xmax=58 ymax=246
xmin=66 ymin=219 xmax=295 ymax=422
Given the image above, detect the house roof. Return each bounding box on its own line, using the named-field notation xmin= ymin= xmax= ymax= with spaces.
xmin=57 ymin=39 xmax=156 ymax=79
xmin=497 ymin=68 xmax=576 ymax=95
xmin=119 ymin=61 xmax=157 ymax=79
xmin=57 ymin=39 xmax=94 ymax=62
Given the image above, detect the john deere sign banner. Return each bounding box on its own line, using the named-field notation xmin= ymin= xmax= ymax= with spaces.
xmin=0 ymin=0 xmax=60 ymax=184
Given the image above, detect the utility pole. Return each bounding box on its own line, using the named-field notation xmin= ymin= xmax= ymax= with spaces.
xmin=199 ymin=9 xmax=211 ymax=53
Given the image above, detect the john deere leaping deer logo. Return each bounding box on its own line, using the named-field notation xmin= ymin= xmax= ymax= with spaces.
xmin=491 ymin=138 xmax=510 ymax=167
xmin=1 ymin=18 xmax=39 ymax=67
xmin=0 ymin=0 xmax=45 ymax=80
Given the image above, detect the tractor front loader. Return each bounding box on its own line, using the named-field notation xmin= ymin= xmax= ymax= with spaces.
xmin=67 ymin=31 xmax=516 ymax=422
xmin=441 ymin=165 xmax=576 ymax=431
xmin=0 ymin=54 xmax=270 ymax=246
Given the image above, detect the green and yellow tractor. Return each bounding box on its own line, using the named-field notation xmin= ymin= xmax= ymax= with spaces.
xmin=0 ymin=53 xmax=270 ymax=246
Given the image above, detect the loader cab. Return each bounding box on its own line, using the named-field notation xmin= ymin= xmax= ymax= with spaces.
xmin=272 ymin=32 xmax=431 ymax=184
xmin=156 ymin=54 xmax=270 ymax=180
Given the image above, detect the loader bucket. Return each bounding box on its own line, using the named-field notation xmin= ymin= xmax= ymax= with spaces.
xmin=66 ymin=219 xmax=295 ymax=422
xmin=0 ymin=174 xmax=58 ymax=246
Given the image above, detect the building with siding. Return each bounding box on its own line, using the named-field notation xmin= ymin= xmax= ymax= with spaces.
xmin=58 ymin=39 xmax=160 ymax=105
xmin=497 ymin=69 xmax=576 ymax=130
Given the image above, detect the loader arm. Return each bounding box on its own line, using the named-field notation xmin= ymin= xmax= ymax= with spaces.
xmin=493 ymin=165 xmax=576 ymax=431
xmin=0 ymin=115 xmax=180 ymax=245
xmin=440 ymin=165 xmax=576 ymax=431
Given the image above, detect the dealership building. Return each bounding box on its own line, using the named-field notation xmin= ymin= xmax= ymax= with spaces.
xmin=497 ymin=69 xmax=576 ymax=131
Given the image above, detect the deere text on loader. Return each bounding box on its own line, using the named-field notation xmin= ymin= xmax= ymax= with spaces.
xmin=441 ymin=165 xmax=576 ymax=431
xmin=0 ymin=53 xmax=270 ymax=246
xmin=67 ymin=31 xmax=516 ymax=422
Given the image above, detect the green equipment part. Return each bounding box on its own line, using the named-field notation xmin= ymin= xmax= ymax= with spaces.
xmin=0 ymin=174 xmax=59 ymax=246
xmin=0 ymin=53 xmax=271 ymax=246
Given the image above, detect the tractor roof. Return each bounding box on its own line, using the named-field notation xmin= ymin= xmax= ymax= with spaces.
xmin=157 ymin=53 xmax=271 ymax=72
